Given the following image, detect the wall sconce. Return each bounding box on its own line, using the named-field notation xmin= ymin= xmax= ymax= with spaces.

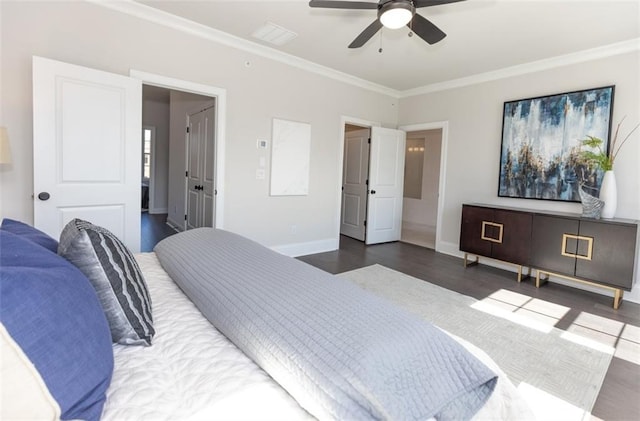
xmin=0 ymin=127 xmax=12 ymax=164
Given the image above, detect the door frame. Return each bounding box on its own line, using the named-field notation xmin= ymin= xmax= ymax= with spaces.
xmin=130 ymin=70 xmax=227 ymax=229
xmin=398 ymin=121 xmax=449 ymax=253
xmin=334 ymin=116 xmax=381 ymax=245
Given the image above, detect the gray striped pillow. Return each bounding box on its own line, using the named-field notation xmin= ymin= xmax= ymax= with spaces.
xmin=58 ymin=219 xmax=154 ymax=346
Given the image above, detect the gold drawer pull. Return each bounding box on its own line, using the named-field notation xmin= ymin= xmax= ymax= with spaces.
xmin=561 ymin=233 xmax=594 ymax=261
xmin=481 ymin=221 xmax=503 ymax=244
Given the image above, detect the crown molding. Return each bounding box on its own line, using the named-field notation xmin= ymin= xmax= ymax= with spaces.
xmin=88 ymin=1 xmax=638 ymax=100
xmin=86 ymin=0 xmax=400 ymax=98
xmin=400 ymin=38 xmax=640 ymax=98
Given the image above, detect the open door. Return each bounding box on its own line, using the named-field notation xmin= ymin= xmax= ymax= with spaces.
xmin=340 ymin=127 xmax=370 ymax=241
xmin=366 ymin=127 xmax=406 ymax=245
xmin=33 ymin=56 xmax=142 ymax=251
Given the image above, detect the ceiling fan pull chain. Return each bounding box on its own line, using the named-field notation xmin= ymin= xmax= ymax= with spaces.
xmin=378 ymin=29 xmax=383 ymax=53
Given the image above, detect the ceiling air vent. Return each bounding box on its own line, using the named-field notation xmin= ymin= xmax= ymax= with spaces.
xmin=251 ymin=22 xmax=298 ymax=46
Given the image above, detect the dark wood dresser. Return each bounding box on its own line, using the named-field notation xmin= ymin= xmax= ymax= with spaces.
xmin=460 ymin=203 xmax=638 ymax=309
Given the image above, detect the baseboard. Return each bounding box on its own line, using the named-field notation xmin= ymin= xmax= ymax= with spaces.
xmin=437 ymin=241 xmax=640 ymax=304
xmin=402 ymin=221 xmax=436 ymax=230
xmin=624 ymin=287 xmax=640 ymax=304
xmin=149 ymin=207 xmax=168 ymax=215
xmin=271 ymin=237 xmax=338 ymax=257
xmin=436 ymin=240 xmax=463 ymax=258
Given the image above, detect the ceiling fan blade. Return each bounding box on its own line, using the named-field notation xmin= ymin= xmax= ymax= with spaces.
xmin=414 ymin=0 xmax=466 ymax=8
xmin=349 ymin=19 xmax=383 ymax=48
xmin=309 ymin=1 xmax=378 ymax=9
xmin=409 ymin=13 xmax=446 ymax=44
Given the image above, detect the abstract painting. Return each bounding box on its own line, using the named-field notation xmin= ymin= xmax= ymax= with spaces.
xmin=498 ymin=86 xmax=614 ymax=202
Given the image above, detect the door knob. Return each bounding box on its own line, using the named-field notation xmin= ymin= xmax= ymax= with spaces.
xmin=370 ymin=190 xmax=376 ymax=194
xmin=38 ymin=192 xmax=50 ymax=201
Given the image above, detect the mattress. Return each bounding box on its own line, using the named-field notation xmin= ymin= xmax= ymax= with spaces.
xmin=102 ymin=253 xmax=312 ymax=421
xmin=102 ymin=253 xmax=533 ymax=420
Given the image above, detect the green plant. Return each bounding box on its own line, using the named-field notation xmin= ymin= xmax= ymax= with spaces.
xmin=581 ymin=116 xmax=639 ymax=171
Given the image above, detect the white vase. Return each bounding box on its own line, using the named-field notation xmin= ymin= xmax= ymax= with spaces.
xmin=599 ymin=170 xmax=617 ymax=219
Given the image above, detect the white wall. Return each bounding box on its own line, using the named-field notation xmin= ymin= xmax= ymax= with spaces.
xmin=398 ymin=51 xmax=640 ymax=301
xmin=142 ymin=85 xmax=170 ymax=213
xmin=0 ymin=0 xmax=398 ymax=250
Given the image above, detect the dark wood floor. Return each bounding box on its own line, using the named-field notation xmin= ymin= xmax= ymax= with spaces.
xmin=140 ymin=217 xmax=639 ymax=420
xmin=140 ymin=212 xmax=178 ymax=252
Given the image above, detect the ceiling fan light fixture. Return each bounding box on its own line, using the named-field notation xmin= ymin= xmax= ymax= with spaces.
xmin=379 ymin=1 xmax=415 ymax=30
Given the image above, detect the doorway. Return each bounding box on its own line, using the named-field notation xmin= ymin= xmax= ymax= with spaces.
xmin=141 ymin=125 xmax=155 ymax=213
xmin=338 ymin=118 xmax=406 ymax=245
xmin=141 ymin=86 xmax=216 ymax=232
xmin=136 ymin=70 xmax=226 ymax=242
xmin=337 ymin=120 xmax=446 ymax=251
xmin=400 ymin=128 xmax=442 ymax=249
xmin=398 ymin=121 xmax=448 ymax=252
xmin=141 ymin=84 xmax=171 ymax=217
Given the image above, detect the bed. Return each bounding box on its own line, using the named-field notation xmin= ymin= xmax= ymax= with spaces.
xmin=1 ymin=219 xmax=534 ymax=421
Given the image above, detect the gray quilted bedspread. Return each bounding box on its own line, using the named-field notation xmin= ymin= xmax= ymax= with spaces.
xmin=154 ymin=228 xmax=496 ymax=421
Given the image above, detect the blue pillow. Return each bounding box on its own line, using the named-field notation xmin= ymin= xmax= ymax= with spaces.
xmin=0 ymin=231 xmax=113 ymax=421
xmin=1 ymin=218 xmax=58 ymax=252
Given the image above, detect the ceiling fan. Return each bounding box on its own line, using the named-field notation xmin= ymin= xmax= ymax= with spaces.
xmin=309 ymin=0 xmax=466 ymax=48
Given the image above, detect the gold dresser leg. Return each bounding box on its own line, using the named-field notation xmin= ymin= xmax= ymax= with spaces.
xmin=464 ymin=253 xmax=479 ymax=268
xmin=517 ymin=266 xmax=532 ymax=283
xmin=534 ymin=271 xmax=624 ymax=310
xmin=613 ymin=289 xmax=624 ymax=310
xmin=535 ymin=270 xmax=549 ymax=288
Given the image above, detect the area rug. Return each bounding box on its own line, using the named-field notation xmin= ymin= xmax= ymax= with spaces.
xmin=339 ymin=264 xmax=613 ymax=421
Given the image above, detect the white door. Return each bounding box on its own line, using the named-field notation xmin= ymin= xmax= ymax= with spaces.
xmin=186 ymin=105 xmax=215 ymax=229
xmin=340 ymin=128 xmax=370 ymax=241
xmin=366 ymin=127 xmax=406 ymax=245
xmin=33 ymin=56 xmax=142 ymax=251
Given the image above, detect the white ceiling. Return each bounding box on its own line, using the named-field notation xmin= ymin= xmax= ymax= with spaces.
xmin=134 ymin=0 xmax=640 ymax=93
